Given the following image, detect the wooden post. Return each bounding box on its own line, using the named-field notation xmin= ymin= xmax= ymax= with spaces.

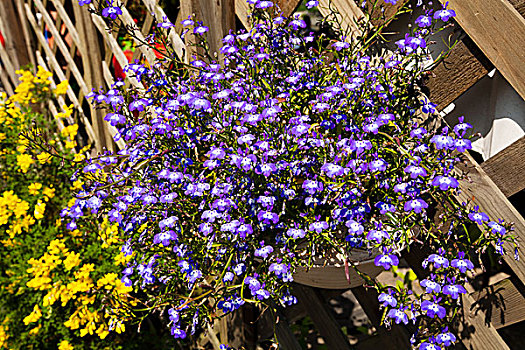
xmin=179 ymin=0 xmax=235 ymax=62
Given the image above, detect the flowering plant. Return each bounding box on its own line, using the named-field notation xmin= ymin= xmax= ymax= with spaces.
xmin=70 ymin=0 xmax=517 ymax=348
xmin=0 ymin=68 xmax=173 ymax=349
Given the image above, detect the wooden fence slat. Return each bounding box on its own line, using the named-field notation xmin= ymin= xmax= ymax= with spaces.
xmin=15 ymin=0 xmax=36 ymax=69
xmin=140 ymin=0 xmax=185 ymax=59
xmin=470 ymin=276 xmax=525 ymax=329
xmin=26 ymin=4 xmax=97 ymax=144
xmin=294 ymin=284 xmax=353 ymax=349
xmin=49 ymin=0 xmax=81 ymax=47
xmin=426 ymin=37 xmax=492 ymax=110
xmin=441 ymin=0 xmax=525 ymax=101
xmin=117 ymin=5 xmax=158 ymax=65
xmin=0 ymin=38 xmax=19 ymax=86
xmin=30 ymin=0 xmax=90 ymax=96
xmin=0 ymin=65 xmax=15 ymax=96
xmin=457 ymin=152 xmax=525 ymax=285
xmin=480 ymin=136 xmax=525 ymax=197
xmin=318 ymin=0 xmax=365 ymax=37
xmin=90 ymin=13 xmax=144 ymax=89
xmin=351 ymin=286 xmax=412 ymax=349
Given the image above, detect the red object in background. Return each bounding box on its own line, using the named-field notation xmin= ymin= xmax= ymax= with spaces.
xmin=0 ymin=31 xmax=5 ymax=47
xmin=112 ymin=49 xmax=134 ymax=80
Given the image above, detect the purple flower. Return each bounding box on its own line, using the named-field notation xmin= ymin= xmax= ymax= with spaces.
xmin=468 ymin=211 xmax=489 ymax=225
xmin=374 ymin=252 xmax=399 ymax=270
xmin=419 ymin=341 xmax=441 ymax=350
xmin=332 ymin=41 xmax=350 ymax=51
xmin=434 ymin=6 xmax=456 ymax=22
xmin=366 ymin=229 xmax=390 ymax=243
xmin=269 ymin=262 xmax=289 ymax=277
xmin=245 ymin=276 xmax=261 ymax=292
xmin=487 ymin=221 xmax=506 ymax=235
xmin=187 ymin=269 xmax=202 ymax=284
xmin=194 ymin=25 xmax=209 ymax=35
xmin=78 ymin=0 xmax=91 ymax=5
xmin=415 ymin=15 xmax=432 ymax=27
xmin=430 ymin=134 xmax=454 ymax=150
xmin=236 ymin=223 xmax=253 ymax=238
xmin=286 ymin=228 xmax=306 ymax=239
xmin=427 ymin=253 xmax=450 ymax=269
xmin=378 ymin=292 xmax=397 ymax=307
xmin=159 ymin=216 xmax=178 ymax=230
xmin=387 ymin=308 xmax=408 ymax=324
xmin=420 ymin=278 xmax=442 ymax=294
xmin=384 ymin=0 xmax=397 ymax=4
xmin=233 ymin=263 xmax=246 ymax=275
xmin=404 ymin=198 xmax=428 ymax=214
xmin=454 ymin=138 xmax=472 ymax=152
xmin=305 ymin=0 xmax=318 ymax=9
xmin=368 ymin=159 xmax=387 ymax=172
xmin=375 ymin=201 xmax=395 ymax=215
xmin=255 ymin=163 xmax=276 ymax=177
xmin=451 ymin=252 xmax=474 ymax=273
xmin=154 ymin=230 xmax=177 ymax=246
xmin=321 ymin=163 xmax=344 ymax=178
xmin=405 ymin=165 xmax=427 ymax=179
xmin=302 ymin=179 xmax=323 ymax=195
xmin=421 ymin=299 xmax=446 ymax=319
xmin=443 ymin=283 xmax=467 ymax=299
xmin=289 ymin=18 xmax=307 ymax=30
xmin=257 ymin=211 xmax=279 ymax=224
xmin=171 ymin=326 xmax=186 ymax=339
xmin=309 ymin=221 xmax=329 ymax=233
xmin=436 ymin=329 xmax=457 ymax=346
xmin=199 ymin=222 xmax=214 ymax=235
xmin=102 ymin=6 xmax=122 ymax=19
xmin=254 ymin=245 xmax=274 ymax=259
xmin=346 ymin=220 xmax=364 ymax=235
xmin=431 ymin=175 xmax=459 ymax=191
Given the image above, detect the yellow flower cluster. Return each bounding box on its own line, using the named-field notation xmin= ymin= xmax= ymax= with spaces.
xmin=25 ymin=237 xmax=133 ymax=340
xmin=0 ymin=191 xmax=34 ymax=239
xmin=0 ymin=319 xmax=9 ymax=348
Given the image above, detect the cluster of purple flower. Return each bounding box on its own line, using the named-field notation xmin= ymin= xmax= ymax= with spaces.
xmin=69 ymin=0 xmax=516 ymax=348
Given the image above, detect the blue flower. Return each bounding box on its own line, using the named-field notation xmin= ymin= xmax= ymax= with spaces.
xmin=321 ymin=163 xmax=344 ymax=178
xmin=374 ymin=251 xmax=399 ymax=270
xmin=387 ymin=308 xmax=409 ymax=324
xmin=421 ymin=299 xmax=446 ymax=319
xmin=420 ymin=278 xmax=442 ymax=294
xmin=468 ymin=211 xmax=489 ymax=225
xmin=102 ymin=5 xmax=122 ymax=20
xmin=431 ymin=176 xmax=459 ymax=191
xmin=378 ymin=292 xmax=397 ymax=307
xmin=443 ymin=283 xmax=467 ymax=299
xmin=436 ymin=328 xmax=456 ymax=346
xmin=404 ymin=198 xmax=428 ymax=214
xmin=451 ymin=252 xmax=474 ymax=273
xmin=309 ymin=221 xmax=329 ymax=233
xmin=488 ymin=221 xmax=506 ymax=235
xmin=286 ymin=228 xmax=306 ymax=239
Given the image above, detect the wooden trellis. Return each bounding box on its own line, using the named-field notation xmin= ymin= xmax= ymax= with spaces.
xmin=1 ymin=0 xmax=525 ymax=349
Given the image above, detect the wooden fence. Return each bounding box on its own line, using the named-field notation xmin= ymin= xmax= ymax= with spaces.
xmin=1 ymin=0 xmax=525 ymax=349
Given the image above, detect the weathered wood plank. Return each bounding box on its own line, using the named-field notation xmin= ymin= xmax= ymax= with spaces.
xmin=293 ymin=261 xmax=383 ymax=289
xmin=294 ymin=284 xmax=353 ymax=349
xmin=318 ymin=0 xmax=365 ymax=35
xmin=351 ymin=286 xmax=413 ymax=349
xmin=480 ymin=136 xmax=525 ymax=197
xmin=470 ymin=276 xmax=525 ymax=329
xmin=457 ymin=152 xmax=525 ymax=285
xmin=508 ymin=0 xmax=525 ymax=17
xmin=440 ymin=0 xmax=525 ymax=101
xmin=426 ymin=37 xmax=492 ymax=110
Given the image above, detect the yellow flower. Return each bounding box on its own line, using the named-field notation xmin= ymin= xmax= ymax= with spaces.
xmin=55 ymin=80 xmax=69 ymax=96
xmin=71 ymin=180 xmax=84 ymax=191
xmin=63 ymin=251 xmax=81 ymax=271
xmin=37 ymin=152 xmax=52 ymax=164
xmin=34 ymin=201 xmax=46 ymax=220
xmin=73 ymin=153 xmax=85 ymax=162
xmin=65 ymin=140 xmax=77 ymax=149
xmin=16 ymin=154 xmax=34 ymax=173
xmin=29 ymin=324 xmax=41 ymax=335
xmin=28 ymin=183 xmax=42 ymax=195
xmin=58 ymin=340 xmax=74 ymax=350
xmin=43 ymin=187 xmax=55 ymax=201
xmin=23 ymin=305 xmax=42 ymax=325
